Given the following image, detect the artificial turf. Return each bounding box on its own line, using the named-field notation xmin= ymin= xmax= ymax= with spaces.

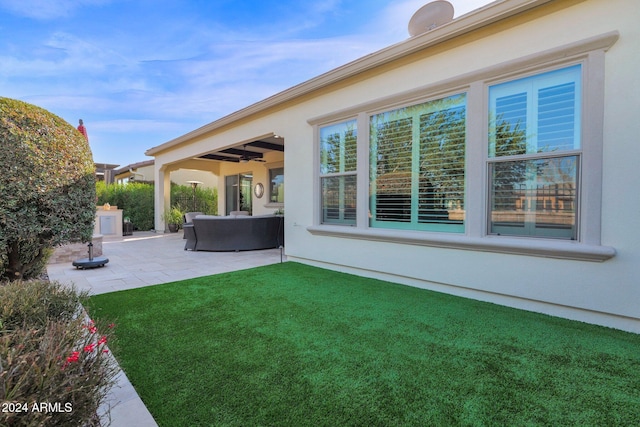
xmin=87 ymin=262 xmax=640 ymax=426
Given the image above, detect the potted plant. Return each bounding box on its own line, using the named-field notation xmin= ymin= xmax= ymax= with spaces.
xmin=162 ymin=205 xmax=184 ymax=233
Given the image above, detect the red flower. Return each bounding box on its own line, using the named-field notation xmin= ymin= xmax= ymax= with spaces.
xmin=66 ymin=351 xmax=80 ymax=363
xmin=83 ymin=320 xmax=98 ymax=333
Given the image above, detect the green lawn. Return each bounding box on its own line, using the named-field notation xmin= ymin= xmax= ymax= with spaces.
xmin=87 ymin=262 xmax=640 ymax=426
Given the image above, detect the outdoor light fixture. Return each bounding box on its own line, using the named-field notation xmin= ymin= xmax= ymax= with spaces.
xmin=187 ymin=180 xmax=202 ymax=190
xmin=186 ymin=180 xmax=203 ymax=211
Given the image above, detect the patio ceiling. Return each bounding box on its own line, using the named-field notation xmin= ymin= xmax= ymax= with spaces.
xmin=198 ymin=136 xmax=284 ymax=163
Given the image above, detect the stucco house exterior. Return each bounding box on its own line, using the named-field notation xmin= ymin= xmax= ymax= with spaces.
xmin=114 ymin=159 xmax=218 ymax=188
xmin=114 ymin=160 xmax=155 ymax=184
xmin=146 ymin=0 xmax=639 ymax=333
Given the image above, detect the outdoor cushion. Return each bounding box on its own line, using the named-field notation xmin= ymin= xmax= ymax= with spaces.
xmin=184 ymin=212 xmax=204 ymax=223
xmin=185 ymin=215 xmax=283 ymax=251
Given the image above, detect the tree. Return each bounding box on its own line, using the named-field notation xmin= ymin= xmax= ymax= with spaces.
xmin=0 ymin=97 xmax=96 ymax=281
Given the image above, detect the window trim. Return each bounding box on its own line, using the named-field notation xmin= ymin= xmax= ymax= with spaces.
xmin=267 ymin=165 xmax=285 ymax=206
xmin=308 ymin=32 xmax=618 ymax=261
xmin=368 ymin=92 xmax=467 ymax=233
xmin=486 ymin=64 xmax=583 ymax=240
xmin=318 ymin=119 xmax=358 ymax=225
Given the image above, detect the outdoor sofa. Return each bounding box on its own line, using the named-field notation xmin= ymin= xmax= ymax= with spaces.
xmin=183 ymin=214 xmax=284 ymax=251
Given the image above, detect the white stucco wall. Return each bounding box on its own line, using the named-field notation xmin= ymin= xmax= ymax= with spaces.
xmin=150 ymin=0 xmax=639 ymax=332
xmin=285 ymin=0 xmax=640 ymax=332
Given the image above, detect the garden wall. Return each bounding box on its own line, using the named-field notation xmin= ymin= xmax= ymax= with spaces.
xmin=49 ymin=234 xmax=103 ymax=264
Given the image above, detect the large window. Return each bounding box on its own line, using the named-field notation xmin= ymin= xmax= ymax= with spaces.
xmin=320 ymin=120 xmax=357 ymax=225
xmin=488 ymin=65 xmax=581 ymax=239
xmin=311 ymin=33 xmax=615 ymax=260
xmin=369 ymin=94 xmax=466 ymax=232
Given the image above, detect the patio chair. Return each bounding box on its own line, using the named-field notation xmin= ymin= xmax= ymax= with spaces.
xmin=184 ymin=212 xmax=204 ymax=224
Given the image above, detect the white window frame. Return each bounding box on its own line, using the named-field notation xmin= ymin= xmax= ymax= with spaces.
xmin=318 ymin=119 xmax=358 ymax=225
xmin=268 ymin=166 xmax=285 ymax=205
xmin=308 ymin=33 xmax=617 ymax=261
xmin=368 ymin=93 xmax=467 ymax=233
xmin=486 ymin=64 xmax=582 ymax=240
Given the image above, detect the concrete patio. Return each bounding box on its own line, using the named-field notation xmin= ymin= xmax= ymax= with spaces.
xmin=47 ymin=230 xmax=287 ymax=427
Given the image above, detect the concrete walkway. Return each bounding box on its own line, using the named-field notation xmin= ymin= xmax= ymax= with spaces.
xmin=47 ymin=231 xmax=286 ymax=427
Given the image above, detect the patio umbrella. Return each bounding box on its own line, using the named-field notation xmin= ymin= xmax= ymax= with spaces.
xmin=77 ymin=119 xmax=88 ymax=141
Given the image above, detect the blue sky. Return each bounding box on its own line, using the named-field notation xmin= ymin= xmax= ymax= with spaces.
xmin=0 ymin=0 xmax=492 ymax=167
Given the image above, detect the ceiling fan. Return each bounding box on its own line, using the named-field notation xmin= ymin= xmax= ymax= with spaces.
xmin=240 ymin=145 xmax=265 ymax=163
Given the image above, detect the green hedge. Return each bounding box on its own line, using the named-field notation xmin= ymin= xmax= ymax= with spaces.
xmin=96 ymin=182 xmax=217 ymax=231
xmin=170 ymin=183 xmax=218 ymax=216
xmin=96 ymin=181 xmax=155 ymax=231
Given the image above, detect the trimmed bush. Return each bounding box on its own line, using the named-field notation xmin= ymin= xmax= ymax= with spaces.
xmin=171 ymin=183 xmax=218 ymax=215
xmin=96 ymin=181 xmax=155 ymax=231
xmin=0 ymin=97 xmax=96 ymax=281
xmin=0 ymin=280 xmax=118 ymax=426
xmin=96 ymin=182 xmax=218 ymax=232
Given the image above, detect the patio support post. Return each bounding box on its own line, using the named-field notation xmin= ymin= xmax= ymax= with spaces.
xmin=155 ymin=165 xmax=171 ymax=232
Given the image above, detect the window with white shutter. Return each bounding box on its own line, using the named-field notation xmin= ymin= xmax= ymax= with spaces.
xmin=320 ymin=120 xmax=357 ymax=225
xmin=488 ymin=65 xmax=581 ymax=239
xmin=369 ymin=94 xmax=466 ymax=232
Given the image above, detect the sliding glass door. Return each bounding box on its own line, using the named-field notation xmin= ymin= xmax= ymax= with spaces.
xmin=225 ymin=173 xmax=253 ymax=215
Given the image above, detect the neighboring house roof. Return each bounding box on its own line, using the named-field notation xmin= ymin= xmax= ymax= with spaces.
xmin=145 ymin=0 xmax=555 ymax=157
xmin=95 ymin=163 xmax=119 ymax=170
xmin=114 ymin=159 xmax=155 ymax=175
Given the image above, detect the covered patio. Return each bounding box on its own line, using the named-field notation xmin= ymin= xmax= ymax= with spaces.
xmin=146 ymin=131 xmax=284 ymax=232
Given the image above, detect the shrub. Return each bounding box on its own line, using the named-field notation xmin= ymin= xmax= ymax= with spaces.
xmin=162 ymin=205 xmax=185 ymax=227
xmin=0 ymin=280 xmax=118 ymax=426
xmin=171 ymin=184 xmax=218 ymax=215
xmin=0 ymin=279 xmax=80 ymax=329
xmin=96 ymin=181 xmax=218 ymax=232
xmin=0 ymin=97 xmax=96 ymax=281
xmin=96 ymin=181 xmax=155 ymax=231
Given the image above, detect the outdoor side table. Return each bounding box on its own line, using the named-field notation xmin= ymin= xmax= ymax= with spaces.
xmin=123 ymin=222 xmax=133 ymax=236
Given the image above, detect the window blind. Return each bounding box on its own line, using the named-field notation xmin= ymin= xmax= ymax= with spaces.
xmin=537 ymin=82 xmax=576 ymax=152
xmin=419 ymin=105 xmax=466 ymax=223
xmin=372 ymin=117 xmax=413 ymax=222
xmin=370 ymin=94 xmax=466 ymax=231
xmin=320 ymin=120 xmax=357 ymax=225
xmin=488 ymin=64 xmax=581 ymax=239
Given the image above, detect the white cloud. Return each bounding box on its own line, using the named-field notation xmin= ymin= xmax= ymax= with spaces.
xmin=0 ymin=0 xmax=111 ymax=20
xmin=0 ymin=31 xmax=135 ymax=83
xmin=1 ymin=0 xmax=495 ymax=166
